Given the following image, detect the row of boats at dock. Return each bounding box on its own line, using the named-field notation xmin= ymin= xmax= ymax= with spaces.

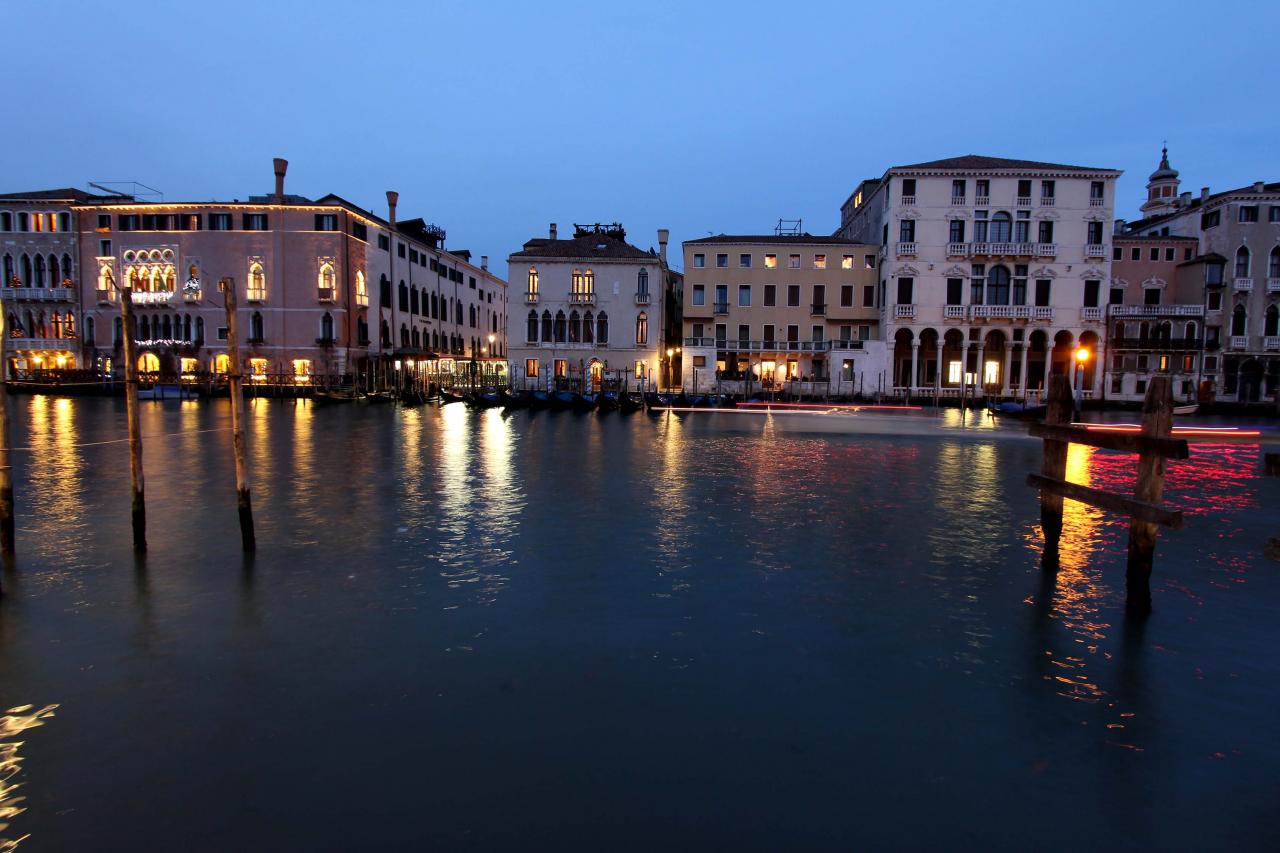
xmin=436 ymin=388 xmax=734 ymax=413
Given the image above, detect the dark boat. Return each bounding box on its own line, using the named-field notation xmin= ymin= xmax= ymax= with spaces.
xmin=529 ymin=390 xmax=552 ymax=410
xmin=619 ymin=392 xmax=644 ymax=413
xmin=439 ymin=389 xmax=468 ymax=405
xmin=986 ymin=400 xmax=1047 ymax=419
xmin=312 ymin=390 xmax=360 ymax=406
xmin=574 ymin=392 xmax=598 ymax=412
xmin=551 ymin=390 xmax=577 ymax=410
xmin=399 ymin=389 xmax=425 ymax=407
xmin=644 ymin=392 xmax=675 ymax=410
xmin=500 ymin=388 xmax=531 ymax=409
xmin=472 ymin=390 xmax=503 ymax=408
xmin=360 ymin=391 xmax=396 ymax=405
xmin=597 ymin=390 xmax=620 ymax=412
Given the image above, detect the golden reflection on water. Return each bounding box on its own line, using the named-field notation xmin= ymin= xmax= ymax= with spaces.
xmin=288 ymin=400 xmax=319 ymax=529
xmin=0 ymin=703 xmax=58 ymax=852
xmin=22 ymin=397 xmax=90 ymax=571
xmin=249 ymin=399 xmax=272 ymax=482
xmin=650 ymin=413 xmax=692 ymax=576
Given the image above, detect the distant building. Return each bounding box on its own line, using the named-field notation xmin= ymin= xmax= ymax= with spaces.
xmin=1116 ymin=147 xmax=1280 ymax=402
xmin=507 ymin=223 xmax=668 ymax=391
xmin=837 ymin=155 xmax=1121 ymax=399
xmin=679 ymin=234 xmax=886 ymax=394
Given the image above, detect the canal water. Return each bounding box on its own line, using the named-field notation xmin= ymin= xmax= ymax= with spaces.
xmin=0 ymin=397 xmax=1277 ymax=851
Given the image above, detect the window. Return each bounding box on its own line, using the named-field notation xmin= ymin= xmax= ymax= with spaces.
xmin=1084 ymin=280 xmax=1100 ymax=308
xmin=242 ymin=213 xmax=268 ymax=230
xmin=990 ymin=212 xmax=1011 ymax=243
xmin=1017 ymin=180 xmax=1032 ymax=200
xmin=692 ymin=285 xmax=705 ymax=306
xmin=1231 ymin=305 xmax=1247 ymax=336
xmin=949 ymin=220 xmax=965 ymax=243
xmin=812 ymin=285 xmax=825 ymax=312
xmin=814 ymin=254 xmax=827 ymax=269
xmin=1207 ymin=290 xmax=1222 ymax=311
xmin=897 ymin=278 xmax=913 ymax=304
xmin=99 ymin=239 xmax=112 ymax=257
xmin=951 ymin=179 xmax=965 ymax=201
xmin=398 ymin=282 xmax=408 ymax=312
xmin=1206 ymin=263 xmax=1224 ymax=286
xmin=714 ymin=285 xmax=728 ymax=311
xmin=1110 ymin=287 xmax=1124 ymax=305
xmin=1090 ymin=181 xmax=1104 ymax=202
xmin=635 ymin=311 xmax=648 ymax=345
xmin=986 ymin=266 xmax=1010 ymax=305
xmin=738 ymin=285 xmax=751 ymax=307
xmin=898 ymin=220 xmax=915 ymax=242
xmin=946 ymin=278 xmax=963 ymax=305
xmin=1201 ymin=210 xmax=1220 ymax=229
xmin=1165 ymin=247 xmax=1174 ymax=262
xmin=764 ymin=254 xmax=776 ymax=269
xmin=1271 ymin=206 xmax=1280 ymax=223
xmin=247 ymin=261 xmax=266 ymax=300
xmin=317 ymin=262 xmax=336 ymax=301
xmin=693 ymin=253 xmax=705 ymax=268
xmin=1040 ymin=180 xmax=1055 ymax=201
xmin=571 ymin=268 xmax=594 ymax=296
xmin=597 ymin=312 xmax=608 ymax=344
xmin=1113 ymin=247 xmax=1123 ymax=261
xmin=1034 ymin=279 xmax=1051 ymax=307
xmin=1148 ymin=247 xmax=1159 ymax=261
xmin=637 ymin=268 xmax=649 ymax=296
xmin=840 ymin=285 xmax=853 ymax=307
xmin=841 ymin=255 xmax=853 ymax=269
xmin=786 ymin=324 xmax=799 ymax=342
xmin=764 ymin=285 xmax=776 ymax=306
xmin=528 ymin=267 xmax=539 ymax=296
xmin=811 ymin=325 xmax=823 ymax=342
xmin=1013 ymin=265 xmax=1027 ymax=305
xmin=864 ymin=254 xmax=875 ymax=269
xmin=397 ymin=243 xmax=406 ymax=259
xmin=787 ymin=285 xmax=800 ymax=307
xmin=315 ymin=213 xmax=338 ymax=231
xmin=737 ymin=324 xmax=750 ymax=343
xmin=974 ymin=212 xmax=988 ymax=242
xmin=249 ymin=311 xmax=264 ymax=341
xmin=1131 ymin=247 xmax=1141 ymax=261
xmin=739 ymin=253 xmax=751 ymax=268
xmin=763 ymin=324 xmax=775 ymax=343
xmin=863 ymin=285 xmax=875 ymax=307
xmin=788 ymin=254 xmax=801 ymax=269
xmin=351 ymin=221 xmax=368 ymax=241
xmin=1087 ymin=222 xmax=1103 ymax=245
xmin=901 ymin=178 xmax=916 ymax=198
xmin=716 ymin=253 xmax=728 ymax=268
xmin=976 ymin=179 xmax=989 ymax=199
xmin=1037 ymin=221 xmax=1054 ymax=243
xmin=1239 ymin=205 xmax=1258 ymax=223
xmin=378 ymin=234 xmax=390 ymax=251
xmin=1270 ymin=247 xmax=1280 ymax=279
xmin=1235 ymin=247 xmax=1250 ymax=278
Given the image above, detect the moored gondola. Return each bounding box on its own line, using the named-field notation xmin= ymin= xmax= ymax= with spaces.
xmin=551 ymin=390 xmax=577 ymax=410
xmin=573 ymin=392 xmax=599 ymax=412
xmin=439 ymin=388 xmax=468 ymax=405
xmin=619 ymin=392 xmax=644 ymax=413
xmin=529 ymin=390 xmax=552 ymax=409
xmin=644 ymin=391 xmax=674 ymax=409
xmin=500 ymin=388 xmax=531 ymax=409
xmin=471 ymin=389 xmax=503 ymax=408
xmin=597 ymin=390 xmax=620 ymax=412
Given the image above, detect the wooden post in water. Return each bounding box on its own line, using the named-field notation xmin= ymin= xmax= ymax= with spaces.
xmin=1126 ymin=377 xmax=1173 ymax=614
xmin=1039 ymin=374 xmax=1073 ymax=571
xmin=120 ymin=285 xmax=146 ymax=551
xmin=221 ymin=278 xmax=256 ymax=552
xmin=0 ymin=310 xmax=14 ymax=562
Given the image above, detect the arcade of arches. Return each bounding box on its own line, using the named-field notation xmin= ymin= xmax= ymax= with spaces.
xmin=891 ymin=327 xmax=1099 ymax=396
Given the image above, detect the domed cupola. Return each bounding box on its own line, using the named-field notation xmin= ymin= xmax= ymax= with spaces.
xmin=1141 ymin=145 xmax=1181 ymax=215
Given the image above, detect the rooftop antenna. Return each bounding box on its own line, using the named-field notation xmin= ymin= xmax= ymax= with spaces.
xmin=775 ymin=218 xmax=802 ymax=236
xmin=88 ymin=181 xmax=163 ymax=201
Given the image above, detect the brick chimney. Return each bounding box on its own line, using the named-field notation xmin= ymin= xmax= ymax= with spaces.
xmin=657 ymin=228 xmax=669 ymax=265
xmin=272 ymin=157 xmax=288 ymax=202
xmin=1201 ymin=186 xmax=1210 ymax=201
xmin=480 ymin=255 xmax=488 ymax=271
xmin=549 ymin=223 xmax=557 ymax=240
xmin=386 ymin=191 xmax=399 ymax=226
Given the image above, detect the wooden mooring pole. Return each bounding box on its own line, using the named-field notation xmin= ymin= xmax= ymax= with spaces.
xmin=221 ymin=278 xmax=256 ymax=552
xmin=0 ymin=310 xmax=14 ymax=563
xmin=120 ymin=285 xmax=146 ymax=552
xmin=1125 ymin=376 xmax=1173 ymax=614
xmin=1038 ymin=375 xmax=1073 ymax=571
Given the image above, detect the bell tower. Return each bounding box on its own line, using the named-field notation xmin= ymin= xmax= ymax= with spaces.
xmin=1140 ymin=144 xmax=1180 ymax=216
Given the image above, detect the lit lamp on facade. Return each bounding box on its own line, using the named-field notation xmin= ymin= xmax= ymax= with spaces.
xmin=1074 ymin=347 xmax=1090 ymax=399
xmin=55 ymin=355 xmax=67 ymax=368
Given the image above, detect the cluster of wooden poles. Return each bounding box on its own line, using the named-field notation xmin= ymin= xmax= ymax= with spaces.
xmin=0 ymin=277 xmax=256 ymax=584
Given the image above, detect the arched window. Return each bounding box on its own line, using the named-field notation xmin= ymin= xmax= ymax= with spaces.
xmin=456 ymin=298 xmax=464 ymax=324
xmin=355 ymin=270 xmax=368 ymax=306
xmin=1155 ymin=321 xmax=1171 ymax=342
xmin=1265 ymin=305 xmax=1279 ymax=337
xmin=1138 ymin=321 xmax=1149 ymax=341
xmin=431 ymin=330 xmax=439 ymax=351
xmin=411 ymin=287 xmax=419 ymax=315
xmin=568 ymin=310 xmax=581 ymax=343
xmin=635 ymin=311 xmax=648 ymax=345
xmin=554 ymin=310 xmax=566 ymax=342
xmin=138 ymin=353 xmax=160 ymax=374
xmin=1231 ymin=304 xmax=1247 ymax=336
xmin=51 ymin=312 xmax=62 ymax=338
xmin=597 ymin=312 xmax=608 ymax=344
xmin=1115 ymin=321 xmax=1126 ymax=340
xmin=469 ymin=304 xmax=476 ymax=328
xmin=61 ymin=254 xmax=73 ymax=284
xmin=637 ymin=268 xmax=648 ymax=296
xmin=412 ymin=328 xmax=420 ymax=348
xmin=431 ymin=292 xmax=439 ymax=319
xmin=380 ymin=320 xmax=390 ymax=346
xmin=195 ymin=317 xmax=205 ymax=343
xmin=98 ymin=265 xmax=113 ymax=294
xmin=86 ymin=316 xmax=95 ymax=344
xmin=986 ymin=265 xmax=1011 ymax=305
xmin=248 ymin=262 xmax=266 ymax=300
xmin=321 ymin=312 xmax=334 ymax=341
xmin=541 ymin=310 xmax=552 ymax=341
xmin=33 ymin=254 xmax=45 ymax=287
xmin=583 ymin=310 xmax=594 ymax=343
xmin=139 ymin=315 xmax=150 ymax=339
xmin=20 ymin=255 xmax=31 ymax=286
xmin=400 ymin=324 xmax=409 ymax=347
xmin=379 ymin=274 xmax=390 ymax=306
xmin=318 ymin=262 xmax=335 ymax=300
xmin=162 ymin=315 xmax=173 ymax=339
xmin=526 ymin=310 xmax=538 ymax=343
xmin=113 ymin=317 xmax=123 ymax=345
xmin=527 ymin=267 xmax=539 ymax=296
xmin=1184 ymin=321 xmax=1197 ymax=340
xmin=1235 ymin=246 xmax=1250 ymax=279
xmin=571 ymin=268 xmax=595 ymax=296
xmin=3 ymin=255 xmax=13 ymax=286
xmin=1270 ymin=247 xmax=1280 ymax=280
xmin=250 ymin=311 xmax=264 ymax=341
xmin=990 ymin=212 xmax=1012 ymax=243
xmin=49 ymin=255 xmax=60 ymax=287
xmin=398 ymin=282 xmax=409 ymax=312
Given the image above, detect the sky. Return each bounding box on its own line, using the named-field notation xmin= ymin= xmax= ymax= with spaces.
xmin=6 ymin=0 xmax=1278 ymax=276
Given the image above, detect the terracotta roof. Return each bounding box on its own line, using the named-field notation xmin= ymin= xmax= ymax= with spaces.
xmin=1121 ymin=180 xmax=1280 ymax=234
xmin=893 ymin=155 xmax=1115 ymax=173
xmin=509 ymin=234 xmax=655 ymax=261
xmin=684 ymin=234 xmax=868 ymax=246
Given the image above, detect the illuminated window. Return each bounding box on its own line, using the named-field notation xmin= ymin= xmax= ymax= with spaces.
xmin=571 ymin=268 xmax=594 ymax=296
xmin=318 ymin=261 xmax=335 ymax=301
xmin=97 ymin=264 xmax=114 ymax=296
xmin=355 ymin=270 xmax=368 ymax=307
xmin=984 ymin=360 xmax=999 ymax=385
xmin=554 ymin=358 xmax=567 ymax=377
xmin=948 ymin=361 xmax=963 ymax=384
xmin=841 ymin=255 xmax=854 ymax=269
xmin=525 ymin=358 xmax=538 ymax=377
xmin=527 ymin=267 xmax=539 ymax=296
xmin=214 ymin=354 xmax=229 ymax=374
xmin=634 ymin=360 xmax=645 ymax=378
xmin=764 ymin=254 xmax=777 ymax=269
xmin=635 ymin=311 xmax=648 ymax=345
xmin=814 ymin=254 xmax=827 ymax=269
xmin=292 ymin=359 xmax=313 ymax=384
xmin=138 ymin=352 xmax=160 ymax=374
xmin=247 ymin=260 xmax=266 ymax=300
xmin=249 ymin=357 xmax=269 ymax=382
xmin=180 ymin=357 xmax=198 ymax=376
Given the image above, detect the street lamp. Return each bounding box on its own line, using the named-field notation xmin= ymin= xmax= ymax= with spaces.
xmin=1074 ymin=346 xmax=1090 ymax=406
xmin=665 ymin=347 xmax=674 ymax=390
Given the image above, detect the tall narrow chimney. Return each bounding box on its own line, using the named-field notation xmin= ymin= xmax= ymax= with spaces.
xmin=272 ymin=157 xmax=288 ymax=202
xmin=386 ymin=191 xmax=399 ymax=226
xmin=657 ymin=228 xmax=669 ymax=265
xmin=480 ymin=255 xmax=488 ymax=271
xmin=549 ymin=223 xmax=557 ymax=240
xmin=1200 ymin=186 xmax=1210 ymax=201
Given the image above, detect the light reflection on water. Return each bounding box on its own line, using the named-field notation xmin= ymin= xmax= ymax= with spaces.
xmin=0 ymin=400 xmax=1277 ymax=849
xmin=0 ymin=704 xmax=58 ymax=853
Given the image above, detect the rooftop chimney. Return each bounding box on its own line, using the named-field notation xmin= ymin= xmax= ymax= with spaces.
xmin=657 ymin=228 xmax=669 ymax=265
xmin=1253 ymin=181 xmax=1265 ymax=193
xmin=386 ymin=191 xmax=399 ymax=226
xmin=1179 ymin=191 xmax=1191 ymax=207
xmin=272 ymin=157 xmax=288 ymax=202
xmin=550 ymin=223 xmax=557 ymax=240
xmin=480 ymin=255 xmax=488 ymax=271
xmin=1201 ymin=186 xmax=1210 ymax=201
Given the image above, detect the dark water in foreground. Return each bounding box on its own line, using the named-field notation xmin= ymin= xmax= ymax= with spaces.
xmin=0 ymin=397 xmax=1277 ymax=851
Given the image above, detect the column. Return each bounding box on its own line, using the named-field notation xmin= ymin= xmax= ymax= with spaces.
xmin=1002 ymin=344 xmax=1014 ymax=397
xmin=1017 ymin=344 xmax=1029 ymax=400
xmin=909 ymin=343 xmax=919 ymax=394
xmin=1041 ymin=349 xmax=1053 ymax=401
xmin=935 ymin=342 xmax=944 ymax=396
xmin=975 ymin=345 xmax=985 ymax=397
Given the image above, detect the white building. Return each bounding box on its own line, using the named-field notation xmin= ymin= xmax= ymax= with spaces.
xmin=837 ymin=155 xmax=1121 ymax=399
xmin=508 ymin=223 xmax=668 ymax=391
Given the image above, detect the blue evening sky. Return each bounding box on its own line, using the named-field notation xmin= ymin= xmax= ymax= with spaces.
xmin=6 ymin=1 xmax=1277 ymax=275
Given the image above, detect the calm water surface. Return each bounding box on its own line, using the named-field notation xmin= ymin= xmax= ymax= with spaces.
xmin=0 ymin=397 xmax=1277 ymax=851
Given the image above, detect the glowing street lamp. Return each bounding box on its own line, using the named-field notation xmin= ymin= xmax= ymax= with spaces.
xmin=1074 ymin=346 xmax=1090 ymax=405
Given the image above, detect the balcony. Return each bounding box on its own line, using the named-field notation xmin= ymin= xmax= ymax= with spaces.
xmin=1085 ymin=244 xmax=1106 ymax=258
xmin=183 ymin=289 xmax=202 ymax=303
xmin=1233 ymin=278 xmax=1253 ymax=291
xmin=1109 ymin=337 xmax=1203 ymax=351
xmin=8 ymin=337 xmax=76 ymax=351
xmin=1016 ymin=196 xmax=1032 ymax=207
xmin=896 ymin=242 xmax=917 ymax=256
xmin=894 ymin=304 xmax=916 ymax=319
xmin=1081 ymin=307 xmax=1104 ymax=322
xmin=317 ymin=287 xmax=336 ymax=303
xmin=974 ymin=195 xmax=990 ymax=206
xmin=901 ymin=195 xmax=916 ymax=206
xmin=1032 ymin=307 xmax=1053 ymax=321
xmin=569 ymin=292 xmax=595 ymax=304
xmin=1268 ymin=278 xmax=1280 ymax=293
xmin=1 ymin=287 xmax=75 ymax=302
xmin=525 ymin=291 xmax=539 ymax=304
xmin=246 ymin=290 xmax=267 ymax=303
xmin=1229 ymin=335 xmax=1248 ymax=350
xmin=810 ymin=303 xmax=826 ymax=316
xmin=972 ymin=305 xmax=1027 ymax=321
xmin=1110 ymin=304 xmax=1204 ymax=317
xmin=634 ymin=291 xmax=651 ymax=305
xmin=830 ymin=339 xmax=866 ymax=350
xmin=1265 ymin=336 xmax=1280 ymax=351
xmin=1037 ymin=243 xmax=1058 ymax=257
xmin=315 ymin=336 xmax=337 ymax=347
xmin=950 ymin=196 xmax=966 ymax=206
xmin=713 ymin=301 xmax=729 ymax=315
xmin=944 ymin=305 xmax=967 ymax=319
xmin=946 ymin=242 xmax=968 ymax=257
xmin=133 ymin=290 xmax=175 ymax=306
xmin=1089 ymin=197 xmax=1105 ymax=207
xmin=1040 ymin=196 xmax=1055 ymax=207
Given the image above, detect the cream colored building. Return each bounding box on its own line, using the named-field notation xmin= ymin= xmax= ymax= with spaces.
xmin=680 ymin=235 xmax=887 ymax=395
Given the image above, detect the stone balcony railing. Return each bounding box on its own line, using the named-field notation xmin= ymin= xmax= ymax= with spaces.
xmin=896 ymin=242 xmax=917 ymax=256
xmin=1229 ymin=335 xmax=1248 ymax=350
xmin=1089 ymin=197 xmax=1105 ymax=206
xmin=944 ymin=305 xmax=967 ymax=319
xmin=1234 ymin=278 xmax=1253 ymax=291
xmin=894 ymin=304 xmax=916 ymax=319
xmin=1268 ymin=278 xmax=1280 ymax=293
xmin=1081 ymin=307 xmax=1104 ymax=321
xmin=1264 ymin=336 xmax=1280 ymax=351
xmin=1033 ymin=307 xmax=1053 ymax=321
xmin=9 ymin=337 xmax=76 ymax=351
xmin=950 ymin=196 xmax=966 ymax=206
xmin=634 ymin=291 xmax=651 ymax=305
xmin=1016 ymin=196 xmax=1032 ymax=207
xmin=525 ymin=291 xmax=539 ymax=303
xmin=1085 ymin=244 xmax=1106 ymax=258
xmin=974 ymin=195 xmax=990 ymax=206
xmin=901 ymin=196 xmax=916 ymax=206
xmin=1040 ymin=196 xmax=1055 ymax=206
xmin=1110 ymin=304 xmax=1204 ymax=317
xmin=568 ymin=292 xmax=595 ymax=304
xmin=1 ymin=287 xmax=75 ymax=302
